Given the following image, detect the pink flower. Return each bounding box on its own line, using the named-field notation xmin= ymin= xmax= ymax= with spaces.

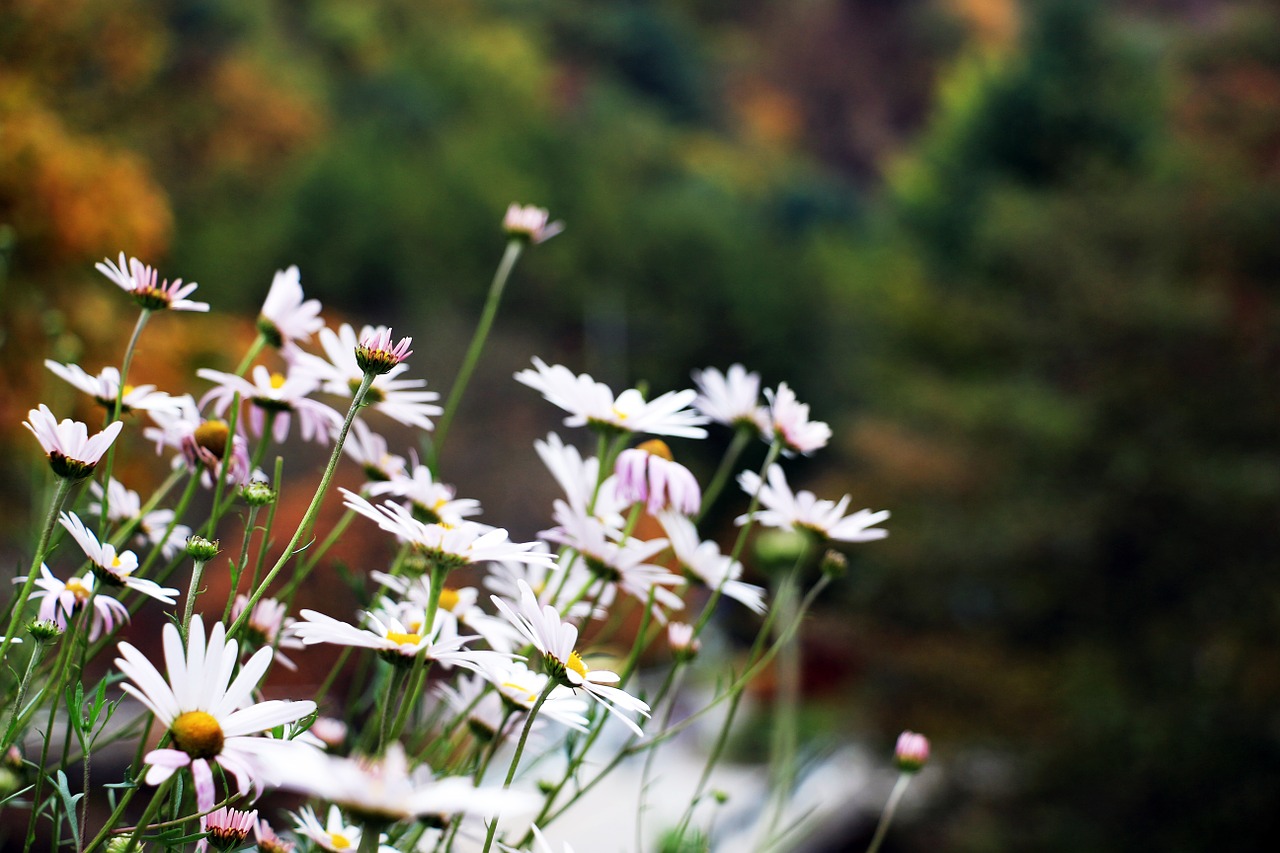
xmin=356 ymin=326 xmax=413 ymax=376
xmin=614 ymin=439 xmax=701 ymax=515
xmin=96 ymin=253 xmax=208 ymax=312
xmin=894 ymin=730 xmax=930 ymax=772
xmin=503 ymin=203 xmax=564 ymax=244
xmin=23 ymin=405 xmax=123 ymax=480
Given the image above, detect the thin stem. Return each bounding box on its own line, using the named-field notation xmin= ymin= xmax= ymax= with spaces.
xmin=2 ymin=477 xmax=74 ymax=664
xmin=480 ymin=680 xmax=555 ymax=853
xmin=865 ymin=773 xmax=914 ymax=853
xmin=2 ymin=640 xmax=47 ymax=748
xmin=181 ymin=559 xmax=208 ymax=642
xmin=697 ymin=425 xmax=753 ymax=520
xmin=379 ymin=665 xmax=410 ymax=755
xmin=228 ymin=373 xmax=374 ymax=640
xmin=432 ymin=239 xmax=524 ymax=467
xmin=96 ymin=309 xmax=152 ymax=536
xmin=234 ymin=332 xmax=267 ymax=377
xmin=122 ymin=775 xmax=176 ymax=852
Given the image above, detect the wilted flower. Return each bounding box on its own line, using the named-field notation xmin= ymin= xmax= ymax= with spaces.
xmin=23 ymin=405 xmax=123 ymax=481
xmin=96 ymin=253 xmax=208 ymax=312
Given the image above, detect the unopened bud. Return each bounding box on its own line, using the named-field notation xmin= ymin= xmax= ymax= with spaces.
xmin=894 ymin=730 xmax=930 ymax=773
xmin=820 ymin=549 xmax=848 ymax=579
xmin=241 ymin=480 xmax=277 ymax=507
xmin=186 ymin=535 xmax=220 ymax=562
xmin=668 ymin=622 xmax=700 ymax=662
xmin=28 ymin=618 xmax=63 ymax=643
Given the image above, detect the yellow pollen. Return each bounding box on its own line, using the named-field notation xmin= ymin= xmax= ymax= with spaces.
xmin=610 ymin=406 xmax=630 ymax=421
xmin=111 ymin=555 xmax=122 ymax=568
xmin=269 ymin=372 xmax=287 ymax=390
xmin=567 ymin=650 xmax=588 ymax=678
xmin=122 ymin=384 xmax=136 ymax=396
xmin=65 ymin=577 xmax=90 ymax=599
xmin=385 ymin=631 xmax=422 ymax=647
xmin=328 ymin=833 xmax=353 ymax=850
xmin=170 ymin=710 xmax=225 ymax=759
xmin=438 ymin=588 xmax=461 ymax=612
xmin=194 ymin=420 xmax=230 ymax=459
xmin=636 ymin=438 xmax=674 ymax=461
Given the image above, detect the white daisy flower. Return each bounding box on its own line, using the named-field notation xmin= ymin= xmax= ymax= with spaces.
xmin=365 ymin=462 xmax=482 ymax=525
xmin=492 ymin=580 xmax=652 ymax=736
xmin=257 ymin=265 xmax=324 ymax=351
xmin=291 ymin=603 xmax=503 ymax=671
xmin=58 ymin=511 xmax=179 ymax=604
xmin=44 ymin=361 xmax=180 ymax=415
xmin=96 ymin=252 xmax=208 ymax=312
xmin=343 ymin=420 xmax=408 ymax=483
xmin=114 ymin=616 xmax=320 ymax=811
xmin=277 ymin=742 xmax=538 ymax=824
xmin=292 ymin=323 xmax=441 ymax=430
xmin=658 ymin=512 xmax=766 ymax=614
xmin=482 ymin=551 xmax=597 ymax=622
xmin=88 ymin=478 xmax=191 ymax=558
xmin=515 ymin=358 xmax=708 ymax=439
xmin=371 ymin=571 xmax=521 ymax=653
xmin=14 ymin=565 xmax=130 ymax=641
xmin=341 ymin=490 xmax=556 ymax=572
xmin=23 ymin=404 xmax=123 ymax=481
xmin=198 ymin=365 xmax=343 ymax=445
xmin=763 ymin=383 xmax=831 ymax=456
xmin=691 ymin=364 xmax=767 ymax=432
xmin=534 ymin=432 xmax=625 ymax=522
xmin=293 ymin=805 xmax=395 ymax=853
xmin=541 ymin=500 xmax=684 ymax=620
xmin=737 ymin=465 xmax=889 ymax=543
xmin=503 ymin=203 xmax=564 ymax=244
xmin=614 ymin=439 xmax=701 ymax=515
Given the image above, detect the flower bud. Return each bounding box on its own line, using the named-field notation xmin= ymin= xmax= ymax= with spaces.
xmin=668 ymin=622 xmax=700 ymax=662
xmin=241 ymin=479 xmax=277 ymax=507
xmin=894 ymin=730 xmax=930 ymax=773
xmin=185 ymin=535 xmax=220 ymax=562
xmin=820 ymin=549 xmax=848 ymax=580
xmin=27 ymin=618 xmax=63 ymax=644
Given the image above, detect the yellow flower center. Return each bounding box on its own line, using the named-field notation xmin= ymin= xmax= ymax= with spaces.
xmin=328 ymin=832 xmax=353 ymax=850
xmin=501 ymin=681 xmax=536 ymax=704
xmin=385 ymin=631 xmax=421 ymax=647
xmin=438 ymin=587 xmax=461 ymax=612
xmin=269 ymin=372 xmax=287 ymax=390
xmin=194 ymin=420 xmax=230 ymax=459
xmin=610 ymin=406 xmax=630 ymax=421
xmin=636 ymin=438 xmax=674 ymax=461
xmin=111 ymin=555 xmax=122 ymax=569
xmin=170 ymin=710 xmax=225 ymax=759
xmin=122 ymin=384 xmax=136 ymax=396
xmin=567 ymin=650 xmax=588 ymax=678
xmin=65 ymin=577 xmax=90 ymax=601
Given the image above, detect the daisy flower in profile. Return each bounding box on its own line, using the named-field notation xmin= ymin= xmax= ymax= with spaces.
xmin=658 ymin=512 xmax=766 ymax=614
xmin=198 ymin=364 xmax=343 ymax=444
xmin=614 ymin=439 xmax=701 ymax=515
xmin=278 ymin=742 xmax=537 ymax=824
xmin=294 ymin=324 xmax=442 ymax=430
xmin=258 ymin=265 xmax=323 ymax=351
xmin=342 ymin=490 xmax=556 ymax=572
xmin=96 ymin=253 xmax=208 ymax=312
xmin=89 ymin=478 xmax=191 ymax=558
xmin=515 ymin=358 xmax=708 ymax=439
xmin=372 ymin=571 xmax=520 ymax=653
xmin=145 ymin=395 xmax=253 ymax=486
xmin=737 ymin=465 xmax=889 ymax=543
xmin=503 ymin=203 xmax=564 ymax=244
xmin=763 ymin=383 xmax=831 ymax=456
xmin=344 ymin=420 xmax=408 ymax=483
xmin=293 ymin=805 xmax=394 ymax=853
xmin=355 ymin=326 xmax=413 ymax=375
xmin=692 ymin=364 xmax=767 ymax=433
xmin=535 ymin=433 xmax=625 ymax=522
xmin=198 ymin=806 xmax=257 ymax=853
xmin=15 ymin=566 xmax=129 ymax=641
xmin=58 ymin=511 xmax=179 ymax=604
xmin=253 ymin=817 xmax=295 ymax=853
xmin=291 ymin=602 xmax=502 ymax=671
xmin=114 ymin=616 xmax=319 ymax=811
xmin=23 ymin=405 xmax=123 ymax=481
xmin=492 ymin=580 xmax=652 ymax=736
xmin=44 ymin=361 xmax=179 ymax=415
xmin=366 ymin=461 xmax=481 ymax=525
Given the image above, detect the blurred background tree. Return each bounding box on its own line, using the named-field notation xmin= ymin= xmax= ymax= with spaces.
xmin=4 ymin=0 xmax=1279 ymax=849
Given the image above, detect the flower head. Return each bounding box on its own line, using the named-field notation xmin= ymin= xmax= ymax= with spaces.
xmin=737 ymin=465 xmax=889 ymax=544
xmin=44 ymin=361 xmax=179 ymax=415
xmin=355 ymin=327 xmax=413 ymax=376
xmin=15 ymin=566 xmax=129 ymax=641
xmin=492 ymin=580 xmax=651 ymax=736
xmin=614 ymin=439 xmax=701 ymax=515
xmin=114 ymin=616 xmax=319 ymax=811
xmin=96 ymin=253 xmax=208 ymax=312
xmin=516 ymin=358 xmax=708 ymax=439
xmin=503 ymin=204 xmax=564 ymax=244
xmin=293 ymin=805 xmax=393 ymax=853
xmin=198 ymin=365 xmax=343 ymax=445
xmin=659 ymin=512 xmax=765 ymax=614
xmin=24 ymin=405 xmax=123 ymax=480
xmin=258 ymin=265 xmax=324 ymax=350
xmin=59 ymin=511 xmax=179 ymax=604
xmin=89 ymin=478 xmax=191 ymax=558
xmin=144 ymin=395 xmax=252 ymax=487
xmin=199 ymin=806 xmax=257 ymax=852
xmin=763 ymin=383 xmax=831 ymax=456
xmin=894 ymin=730 xmax=930 ymax=773
xmin=692 ymin=364 xmax=766 ymax=432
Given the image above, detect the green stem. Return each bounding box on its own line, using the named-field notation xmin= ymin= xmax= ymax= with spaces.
xmin=481 ymin=680 xmax=554 ymax=853
xmin=2 ymin=639 xmax=47 ymax=748
xmin=234 ymin=332 xmax=267 ymax=377
xmin=765 ymin=568 xmax=803 ymax=841
xmin=697 ymin=425 xmax=753 ymax=520
xmin=432 ymin=239 xmax=523 ymax=468
xmin=181 ymin=559 xmax=208 ymax=642
xmin=227 ymin=373 xmax=374 ymax=640
xmin=96 ymin=309 xmax=152 ymax=536
xmin=865 ymin=773 xmax=914 ymax=853
xmin=2 ymin=477 xmax=74 ymax=664
xmin=122 ymin=775 xmax=176 ymax=852
xmin=379 ymin=665 xmax=410 ymax=755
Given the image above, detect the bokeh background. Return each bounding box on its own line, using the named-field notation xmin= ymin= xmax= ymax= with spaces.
xmin=4 ymin=0 xmax=1280 ymax=850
